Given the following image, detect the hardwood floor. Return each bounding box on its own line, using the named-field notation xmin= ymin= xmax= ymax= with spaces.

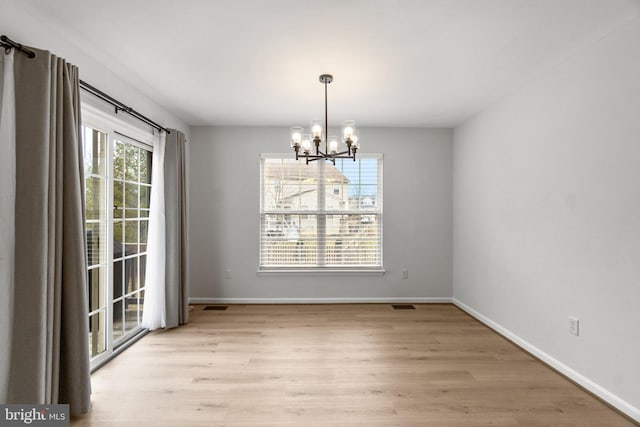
xmin=71 ymin=304 xmax=635 ymax=426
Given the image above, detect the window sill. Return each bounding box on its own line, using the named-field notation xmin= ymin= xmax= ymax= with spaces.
xmin=257 ymin=268 xmax=386 ymax=276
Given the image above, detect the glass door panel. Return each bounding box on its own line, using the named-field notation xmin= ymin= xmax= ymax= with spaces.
xmin=82 ymin=123 xmax=153 ymax=366
xmin=83 ymin=126 xmax=108 ymax=359
xmin=111 ymin=138 xmax=151 ymax=345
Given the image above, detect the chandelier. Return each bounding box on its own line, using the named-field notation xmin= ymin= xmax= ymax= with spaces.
xmin=290 ymin=74 xmax=359 ymax=164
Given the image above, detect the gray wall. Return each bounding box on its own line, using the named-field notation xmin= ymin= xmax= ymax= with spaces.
xmin=189 ymin=126 xmax=452 ymax=302
xmin=453 ymin=16 xmax=640 ymax=415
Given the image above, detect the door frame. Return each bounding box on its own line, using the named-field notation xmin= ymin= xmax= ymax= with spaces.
xmin=82 ymin=100 xmax=156 ymax=369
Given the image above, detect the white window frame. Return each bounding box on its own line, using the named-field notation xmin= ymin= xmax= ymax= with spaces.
xmin=258 ymin=153 xmax=384 ymax=274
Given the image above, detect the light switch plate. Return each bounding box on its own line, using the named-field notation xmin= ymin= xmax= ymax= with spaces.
xmin=568 ymin=316 xmax=579 ymax=336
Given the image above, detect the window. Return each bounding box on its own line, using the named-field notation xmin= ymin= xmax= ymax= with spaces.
xmin=82 ymin=103 xmax=154 ymax=368
xmin=260 ymin=154 xmax=383 ymax=270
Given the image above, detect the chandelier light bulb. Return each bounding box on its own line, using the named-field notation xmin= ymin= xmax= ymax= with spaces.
xmin=290 ymin=126 xmax=303 ymax=147
xmin=328 ymin=137 xmax=338 ymax=154
xmin=310 ymin=120 xmax=322 ymax=140
xmin=342 ymin=120 xmax=356 ymax=142
xmin=301 ymin=136 xmax=312 ymax=153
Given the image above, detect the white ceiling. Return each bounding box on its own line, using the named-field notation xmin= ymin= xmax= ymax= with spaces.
xmin=11 ymin=0 xmax=640 ymax=127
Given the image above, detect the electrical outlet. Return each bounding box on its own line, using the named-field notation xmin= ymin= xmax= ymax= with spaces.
xmin=568 ymin=316 xmax=579 ymax=336
xmin=224 ymin=269 xmax=232 ymax=279
xmin=402 ymin=269 xmax=409 ymax=280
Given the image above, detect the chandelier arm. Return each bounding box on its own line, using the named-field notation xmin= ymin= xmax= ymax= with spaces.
xmin=303 ymin=153 xmax=356 ymax=160
xmin=331 ymin=150 xmax=351 ymax=156
xmin=326 ymin=155 xmax=356 ymax=159
xmin=302 ymin=151 xmax=356 ymax=159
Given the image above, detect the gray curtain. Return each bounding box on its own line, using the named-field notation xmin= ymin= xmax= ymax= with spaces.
xmin=5 ymin=46 xmax=90 ymax=414
xmin=164 ymin=129 xmax=189 ymax=328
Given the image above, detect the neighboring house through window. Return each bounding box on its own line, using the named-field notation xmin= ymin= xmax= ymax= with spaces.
xmin=260 ymin=154 xmax=383 ymax=270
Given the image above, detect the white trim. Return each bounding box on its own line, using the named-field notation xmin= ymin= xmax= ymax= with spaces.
xmin=81 ymin=97 xmax=155 ymax=146
xmin=452 ymin=298 xmax=640 ymax=423
xmin=190 ymin=297 xmax=453 ymax=304
xmin=261 ymin=210 xmax=380 ymax=216
xmin=258 ymin=153 xmax=384 ymax=270
xmin=256 ymin=268 xmax=385 ymax=275
xmin=90 ymin=329 xmax=148 ymax=374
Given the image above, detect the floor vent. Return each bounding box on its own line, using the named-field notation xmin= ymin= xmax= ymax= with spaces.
xmin=203 ymin=305 xmax=228 ymax=311
xmin=392 ymin=304 xmax=416 ymax=310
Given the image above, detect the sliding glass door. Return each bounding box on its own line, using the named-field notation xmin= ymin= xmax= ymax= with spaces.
xmin=82 ymin=117 xmax=153 ymax=367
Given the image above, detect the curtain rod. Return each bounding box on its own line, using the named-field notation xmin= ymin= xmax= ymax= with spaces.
xmin=80 ymin=80 xmax=170 ymax=134
xmin=1 ymin=34 xmax=170 ymax=134
xmin=1 ymin=35 xmax=36 ymax=58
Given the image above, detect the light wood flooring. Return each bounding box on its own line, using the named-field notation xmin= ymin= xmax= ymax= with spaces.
xmin=72 ymin=304 xmax=636 ymax=426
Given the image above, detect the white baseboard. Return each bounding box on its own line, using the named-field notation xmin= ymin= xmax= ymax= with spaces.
xmin=189 ymin=296 xmax=453 ymax=305
xmin=452 ymin=298 xmax=640 ymax=423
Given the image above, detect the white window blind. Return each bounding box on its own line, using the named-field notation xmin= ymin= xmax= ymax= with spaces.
xmin=260 ymin=154 xmax=383 ymax=270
